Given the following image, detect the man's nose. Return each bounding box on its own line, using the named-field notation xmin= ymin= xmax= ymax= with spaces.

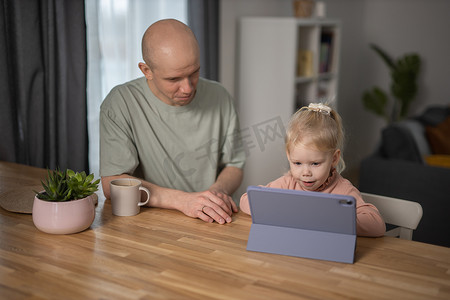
xmin=180 ymin=78 xmax=193 ymax=93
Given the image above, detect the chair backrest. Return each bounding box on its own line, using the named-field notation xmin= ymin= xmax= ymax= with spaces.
xmin=361 ymin=192 xmax=423 ymax=240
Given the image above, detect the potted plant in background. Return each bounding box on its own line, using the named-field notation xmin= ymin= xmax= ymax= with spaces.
xmin=33 ymin=168 xmax=100 ymax=234
xmin=362 ymin=44 xmax=421 ymax=124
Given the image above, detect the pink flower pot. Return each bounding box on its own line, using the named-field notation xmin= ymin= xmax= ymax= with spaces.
xmin=32 ymin=194 xmax=96 ymax=234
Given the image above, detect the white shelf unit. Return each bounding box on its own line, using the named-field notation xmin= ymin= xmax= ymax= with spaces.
xmin=236 ymin=17 xmax=341 ymax=196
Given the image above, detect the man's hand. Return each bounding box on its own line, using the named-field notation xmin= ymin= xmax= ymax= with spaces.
xmin=180 ymin=190 xmax=238 ymax=224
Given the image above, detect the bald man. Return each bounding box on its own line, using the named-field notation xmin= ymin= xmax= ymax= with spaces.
xmin=99 ymin=19 xmax=246 ymax=224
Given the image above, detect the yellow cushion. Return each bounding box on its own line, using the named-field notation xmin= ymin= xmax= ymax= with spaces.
xmin=425 ymin=116 xmax=450 ymax=155
xmin=424 ymin=155 xmax=450 ymax=168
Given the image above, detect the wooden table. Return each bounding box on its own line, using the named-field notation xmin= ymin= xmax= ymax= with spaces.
xmin=1 ymin=161 xmax=450 ymax=299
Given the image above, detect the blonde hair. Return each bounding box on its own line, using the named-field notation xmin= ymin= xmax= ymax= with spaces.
xmin=285 ymin=103 xmax=346 ymax=173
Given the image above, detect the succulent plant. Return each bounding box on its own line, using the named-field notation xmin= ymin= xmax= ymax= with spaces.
xmin=35 ymin=168 xmax=100 ymax=202
xmin=66 ymin=169 xmax=100 ymax=200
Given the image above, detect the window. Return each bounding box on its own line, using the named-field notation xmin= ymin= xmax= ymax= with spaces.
xmin=85 ymin=0 xmax=187 ymax=178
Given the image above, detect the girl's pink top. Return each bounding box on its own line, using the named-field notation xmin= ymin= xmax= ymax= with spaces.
xmin=240 ymin=169 xmax=386 ymax=237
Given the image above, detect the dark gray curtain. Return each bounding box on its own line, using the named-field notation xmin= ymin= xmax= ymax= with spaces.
xmin=0 ymin=0 xmax=88 ymax=172
xmin=188 ymin=0 xmax=219 ymax=81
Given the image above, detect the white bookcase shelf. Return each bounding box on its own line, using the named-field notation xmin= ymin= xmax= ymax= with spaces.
xmin=236 ymin=17 xmax=341 ymax=195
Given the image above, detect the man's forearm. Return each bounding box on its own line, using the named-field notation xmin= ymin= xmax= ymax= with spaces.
xmin=209 ymin=166 xmax=243 ymax=196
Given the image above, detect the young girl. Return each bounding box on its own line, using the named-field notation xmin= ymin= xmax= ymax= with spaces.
xmin=240 ymin=103 xmax=385 ymax=237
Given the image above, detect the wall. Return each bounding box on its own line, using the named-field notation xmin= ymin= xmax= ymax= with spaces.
xmin=220 ymin=0 xmax=450 ymax=187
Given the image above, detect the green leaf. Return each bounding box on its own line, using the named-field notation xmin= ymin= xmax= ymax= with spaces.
xmin=370 ymin=44 xmax=396 ymax=70
xmin=390 ymin=53 xmax=421 ymax=119
xmin=86 ymin=173 xmax=94 ymax=183
xmin=74 ymin=173 xmax=81 ymax=182
xmin=67 ymin=169 xmax=75 ymax=177
xmin=362 ymin=86 xmax=390 ymax=122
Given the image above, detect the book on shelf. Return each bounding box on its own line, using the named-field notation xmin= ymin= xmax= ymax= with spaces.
xmin=319 ymin=31 xmax=334 ymax=73
xmin=297 ymin=50 xmax=313 ymax=77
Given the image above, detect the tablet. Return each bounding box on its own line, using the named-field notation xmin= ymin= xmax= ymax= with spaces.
xmin=246 ymin=186 xmax=356 ymax=263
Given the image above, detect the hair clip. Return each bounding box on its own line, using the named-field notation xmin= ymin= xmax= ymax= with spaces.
xmin=307 ymin=103 xmax=331 ymax=115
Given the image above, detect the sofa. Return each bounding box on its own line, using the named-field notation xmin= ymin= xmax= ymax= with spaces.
xmin=359 ymin=105 xmax=450 ymax=247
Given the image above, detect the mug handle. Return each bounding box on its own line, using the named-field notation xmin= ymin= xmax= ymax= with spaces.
xmin=138 ymin=187 xmax=150 ymax=206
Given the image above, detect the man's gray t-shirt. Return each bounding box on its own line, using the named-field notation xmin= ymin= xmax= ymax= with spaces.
xmin=100 ymin=77 xmax=245 ymax=193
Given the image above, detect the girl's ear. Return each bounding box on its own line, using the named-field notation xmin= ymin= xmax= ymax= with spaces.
xmin=332 ymin=149 xmax=341 ymax=167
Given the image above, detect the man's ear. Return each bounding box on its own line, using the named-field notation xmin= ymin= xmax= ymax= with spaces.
xmin=138 ymin=62 xmax=153 ymax=80
xmin=332 ymin=149 xmax=341 ymax=167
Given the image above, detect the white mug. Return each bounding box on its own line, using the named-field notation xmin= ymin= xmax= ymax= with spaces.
xmin=110 ymin=178 xmax=150 ymax=216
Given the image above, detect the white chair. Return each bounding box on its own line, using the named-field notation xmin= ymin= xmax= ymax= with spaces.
xmin=361 ymin=192 xmax=423 ymax=240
